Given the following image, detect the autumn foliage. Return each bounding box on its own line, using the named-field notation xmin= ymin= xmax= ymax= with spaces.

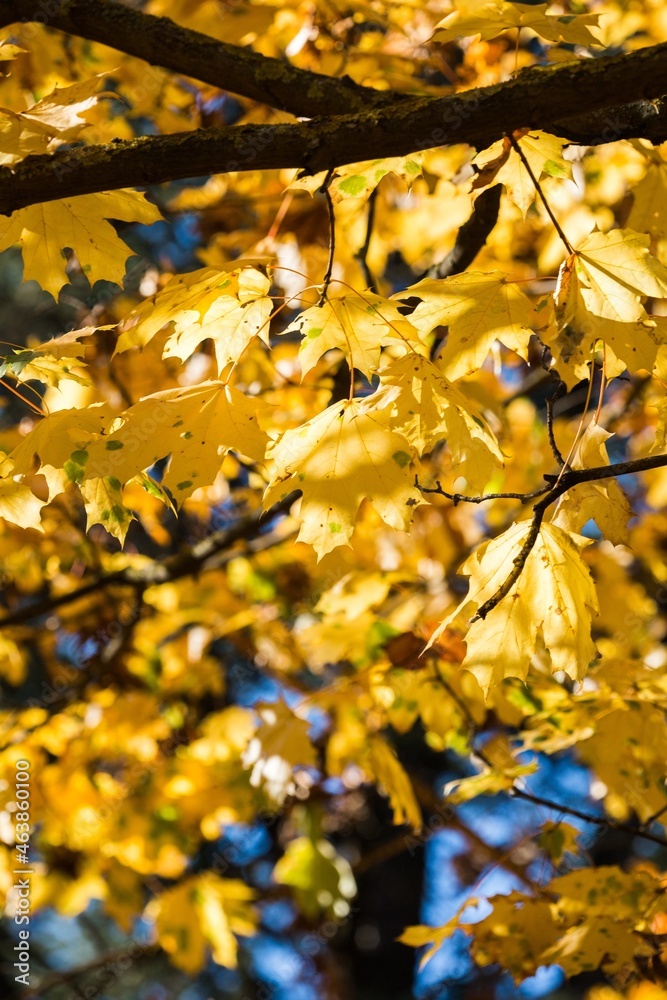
xmin=2 ymin=1 xmax=667 ymax=998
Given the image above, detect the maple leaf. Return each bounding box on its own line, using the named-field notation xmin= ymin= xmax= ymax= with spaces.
xmin=116 ymin=264 xmax=273 ymax=373
xmin=431 ymin=520 xmax=599 ymax=695
xmin=627 ymin=153 xmax=667 ymax=239
xmin=432 ymin=1 xmax=600 ymax=46
xmin=395 ymin=272 xmax=534 ymax=380
xmin=242 ymin=701 xmax=317 ymax=805
xmin=82 ymin=381 xmax=270 ymax=503
xmin=551 ymin=422 xmax=632 ymax=545
xmin=264 ymin=397 xmax=421 ymax=558
xmin=79 ymin=476 xmax=134 ymax=545
xmin=444 ymin=732 xmax=536 ymax=802
xmin=376 ymin=353 xmax=502 ymax=491
xmin=149 ymin=873 xmax=256 ymax=974
xmin=0 ymin=190 xmax=162 ymax=296
xmin=544 ymin=229 xmax=667 ymax=386
xmin=367 ymin=735 xmax=422 ymax=831
xmin=398 ymin=918 xmax=462 ymax=967
xmin=290 ymin=155 xmax=424 ymax=203
xmin=9 ymin=403 xmax=113 ymax=499
xmin=0 ymin=458 xmax=44 ymax=531
xmin=563 ymin=229 xmax=667 ymax=324
xmin=0 ymin=328 xmax=95 ymax=387
xmin=469 ymin=894 xmax=560 ymax=981
xmin=0 ymin=75 xmax=107 ymax=165
xmin=473 ymin=132 xmax=570 ymax=217
xmin=287 ymin=293 xmax=423 ymax=381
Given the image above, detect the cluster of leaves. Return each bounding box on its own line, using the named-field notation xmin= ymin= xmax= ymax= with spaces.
xmin=1 ymin=1 xmax=667 ymax=997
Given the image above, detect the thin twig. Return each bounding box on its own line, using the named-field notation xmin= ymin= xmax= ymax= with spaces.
xmin=508 ymin=133 xmax=574 ymax=254
xmin=355 ymin=188 xmax=378 ymax=292
xmin=510 ymin=787 xmax=667 ymax=849
xmin=545 ymin=379 xmax=567 ymax=467
xmin=415 ymin=476 xmax=550 ymax=505
xmin=318 ymin=172 xmax=336 ymax=306
xmin=639 ymin=801 xmax=667 ymax=831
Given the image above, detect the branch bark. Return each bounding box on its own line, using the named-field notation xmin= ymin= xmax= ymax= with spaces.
xmin=0 ymin=0 xmax=402 ymax=118
xmin=0 ymin=43 xmax=666 ymax=215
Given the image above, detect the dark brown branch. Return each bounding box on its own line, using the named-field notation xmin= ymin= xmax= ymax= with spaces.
xmin=0 ymin=492 xmax=300 ymax=629
xmin=510 ymin=787 xmax=667 ymax=849
xmin=420 ymin=452 xmax=667 ymax=622
xmin=318 ymin=172 xmax=336 ymax=306
xmin=355 ymin=187 xmax=378 ymax=292
xmin=1 ymin=45 xmax=667 ymax=214
xmin=0 ymin=0 xmax=401 ymax=118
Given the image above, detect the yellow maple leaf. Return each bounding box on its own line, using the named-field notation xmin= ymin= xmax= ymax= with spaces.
xmin=396 ymin=272 xmax=534 ymax=381
xmin=264 ymin=397 xmax=421 ymax=558
xmin=0 ymin=457 xmax=44 ymax=530
xmin=0 ymin=75 xmax=108 ymax=165
xmin=432 ymin=1 xmax=600 ymax=46
xmin=473 ymin=132 xmax=570 ymax=217
xmin=367 ymin=734 xmax=422 ymax=830
xmin=376 ymin=353 xmax=502 ymax=491
xmin=560 ymin=229 xmax=667 ymax=325
xmin=431 ymin=520 xmax=599 ymax=695
xmin=551 ymin=422 xmax=632 ymax=545
xmin=288 ymin=293 xmax=423 ymax=381
xmin=470 ymin=894 xmax=560 ymax=980
xmin=150 ymin=873 xmax=256 ymax=974
xmin=398 ymin=918 xmax=462 ymax=967
xmin=83 ymin=381 xmax=269 ymax=502
xmin=242 ymin=701 xmax=317 ymax=804
xmin=79 ymin=475 xmax=134 ymax=545
xmin=0 ymin=328 xmax=95 ymax=387
xmin=116 ymin=264 xmax=273 ymax=373
xmin=290 ymin=155 xmax=424 ymax=203
xmin=0 ymin=190 xmax=161 ymax=296
xmin=627 ymin=152 xmax=667 ymax=239
xmin=545 ymin=229 xmax=667 ymax=386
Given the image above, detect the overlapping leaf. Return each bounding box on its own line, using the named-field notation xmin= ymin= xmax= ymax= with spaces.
xmin=432 ymin=1 xmax=600 ymax=45
xmin=288 ymin=293 xmax=424 ymax=380
xmin=116 ymin=264 xmax=273 ymax=373
xmin=0 ymin=190 xmax=161 ymax=296
xmin=430 ymin=520 xmax=599 ymax=695
xmin=395 ymin=272 xmax=534 ymax=380
xmin=264 ymin=397 xmax=421 ymax=558
xmin=376 ymin=353 xmax=502 ymax=490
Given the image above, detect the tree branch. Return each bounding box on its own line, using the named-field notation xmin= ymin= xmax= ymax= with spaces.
xmin=419 ymin=452 xmax=667 ymax=622
xmin=509 ymin=787 xmax=667 ymax=849
xmin=0 ymin=492 xmax=300 ymax=628
xmin=1 ymin=44 xmax=667 ymax=214
xmin=0 ymin=0 xmax=401 ymax=118
xmin=426 ymin=184 xmax=502 ymax=280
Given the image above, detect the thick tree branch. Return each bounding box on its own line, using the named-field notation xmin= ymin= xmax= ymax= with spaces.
xmin=0 ymin=44 xmax=667 ymax=214
xmin=0 ymin=0 xmax=402 ymax=118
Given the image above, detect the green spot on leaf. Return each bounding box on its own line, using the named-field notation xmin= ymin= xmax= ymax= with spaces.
xmin=338 ymin=175 xmax=367 ymax=197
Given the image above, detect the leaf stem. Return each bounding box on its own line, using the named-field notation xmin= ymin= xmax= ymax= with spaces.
xmin=508 ymin=132 xmax=574 ymax=255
